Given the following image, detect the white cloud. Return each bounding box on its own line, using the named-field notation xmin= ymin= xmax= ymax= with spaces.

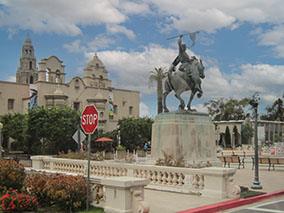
xmin=87 ymin=35 xmax=116 ymax=51
xmin=106 ymin=24 xmax=135 ymax=40
xmin=140 ymin=102 xmax=149 ymax=117
xmin=63 ymin=40 xmax=85 ymax=53
xmin=86 ymin=44 xmax=181 ymax=93
xmin=118 ymin=1 xmax=151 ymax=15
xmin=0 ymin=0 xmax=126 ymax=36
xmin=202 ymin=63 xmax=284 ymax=105
xmin=258 ymin=25 xmax=284 ymax=58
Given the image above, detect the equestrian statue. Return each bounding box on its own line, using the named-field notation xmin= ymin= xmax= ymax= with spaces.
xmin=163 ymin=33 xmax=205 ymax=112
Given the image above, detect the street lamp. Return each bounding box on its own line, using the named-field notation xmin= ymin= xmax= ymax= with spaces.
xmin=0 ymin=122 xmax=3 ymax=158
xmin=250 ymin=92 xmax=262 ymax=189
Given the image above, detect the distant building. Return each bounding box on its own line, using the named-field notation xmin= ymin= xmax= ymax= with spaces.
xmin=216 ymin=119 xmax=284 ymax=147
xmin=0 ymin=37 xmax=140 ymax=131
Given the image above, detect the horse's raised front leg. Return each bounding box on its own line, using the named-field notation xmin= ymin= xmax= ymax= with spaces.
xmin=175 ymin=91 xmax=185 ymax=110
xmin=187 ymin=90 xmax=197 ymax=111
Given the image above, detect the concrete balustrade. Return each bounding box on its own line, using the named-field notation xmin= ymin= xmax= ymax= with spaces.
xmin=30 ymin=156 xmax=239 ymax=200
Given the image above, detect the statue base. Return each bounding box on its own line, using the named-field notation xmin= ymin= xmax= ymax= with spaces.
xmin=149 ymin=110 xmax=221 ymax=167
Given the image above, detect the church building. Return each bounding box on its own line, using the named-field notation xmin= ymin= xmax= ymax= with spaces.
xmin=0 ymin=37 xmax=140 ymax=131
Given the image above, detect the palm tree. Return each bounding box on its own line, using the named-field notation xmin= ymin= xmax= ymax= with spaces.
xmin=148 ymin=67 xmax=167 ymax=114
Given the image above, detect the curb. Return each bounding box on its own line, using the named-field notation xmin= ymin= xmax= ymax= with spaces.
xmin=177 ymin=190 xmax=284 ymax=213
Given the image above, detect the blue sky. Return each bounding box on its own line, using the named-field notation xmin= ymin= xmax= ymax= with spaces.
xmin=0 ymin=0 xmax=284 ymax=117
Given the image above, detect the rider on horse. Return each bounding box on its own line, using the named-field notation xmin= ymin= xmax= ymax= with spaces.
xmin=169 ymin=35 xmax=201 ymax=90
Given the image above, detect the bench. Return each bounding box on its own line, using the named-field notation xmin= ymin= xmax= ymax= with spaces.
xmin=252 ymin=157 xmax=284 ymax=171
xmin=218 ymin=155 xmax=244 ymax=169
xmin=3 ymin=151 xmax=30 ymax=162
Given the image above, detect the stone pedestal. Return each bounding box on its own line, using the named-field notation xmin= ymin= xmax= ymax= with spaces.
xmin=150 ymin=111 xmax=220 ymax=166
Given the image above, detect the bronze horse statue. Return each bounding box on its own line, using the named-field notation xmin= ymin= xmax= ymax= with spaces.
xmin=163 ymin=58 xmax=205 ymax=112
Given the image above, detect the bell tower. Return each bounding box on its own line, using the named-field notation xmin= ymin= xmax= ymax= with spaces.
xmin=16 ymin=36 xmax=38 ymax=84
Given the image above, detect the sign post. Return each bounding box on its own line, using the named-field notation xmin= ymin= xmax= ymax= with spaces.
xmin=81 ymin=105 xmax=98 ymax=210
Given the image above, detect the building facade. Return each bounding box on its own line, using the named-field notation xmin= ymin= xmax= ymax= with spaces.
xmin=216 ymin=119 xmax=284 ymax=147
xmin=0 ymin=37 xmax=140 ymax=132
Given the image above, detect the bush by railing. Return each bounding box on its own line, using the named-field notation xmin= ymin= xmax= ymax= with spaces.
xmin=0 ymin=159 xmax=26 ymax=193
xmin=57 ymin=150 xmax=104 ymax=161
xmin=25 ymin=173 xmax=87 ymax=212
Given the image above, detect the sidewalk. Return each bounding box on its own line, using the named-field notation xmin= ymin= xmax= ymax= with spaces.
xmin=144 ymin=161 xmax=284 ymax=213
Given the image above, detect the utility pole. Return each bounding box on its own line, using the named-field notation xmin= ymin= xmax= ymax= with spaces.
xmin=250 ymin=92 xmax=262 ymax=189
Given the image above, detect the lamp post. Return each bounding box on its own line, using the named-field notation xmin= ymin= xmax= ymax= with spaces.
xmin=0 ymin=122 xmax=3 ymax=158
xmin=250 ymin=93 xmax=262 ymax=189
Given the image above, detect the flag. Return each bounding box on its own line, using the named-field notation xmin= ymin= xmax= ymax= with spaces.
xmin=188 ymin=31 xmax=199 ymax=48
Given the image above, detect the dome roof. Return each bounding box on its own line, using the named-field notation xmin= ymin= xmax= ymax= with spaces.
xmin=25 ymin=37 xmax=32 ymax=44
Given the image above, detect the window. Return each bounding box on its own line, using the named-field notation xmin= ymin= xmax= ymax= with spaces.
xmin=30 ymin=76 xmax=34 ymax=84
xmin=8 ymin=99 xmax=14 ymax=110
xmin=114 ymin=105 xmax=118 ymax=114
xmin=56 ymin=70 xmax=60 ymax=83
xmin=129 ymin=106 xmax=133 ymax=115
xmin=100 ymin=112 xmax=104 ymax=118
xmin=73 ymin=102 xmax=80 ymax=111
xmin=29 ymin=61 xmax=32 ymax=69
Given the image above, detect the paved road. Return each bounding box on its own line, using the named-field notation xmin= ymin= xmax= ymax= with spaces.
xmin=226 ymin=196 xmax=284 ymax=212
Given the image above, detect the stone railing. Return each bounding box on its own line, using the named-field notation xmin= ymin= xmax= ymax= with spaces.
xmin=31 ymin=156 xmax=240 ymax=199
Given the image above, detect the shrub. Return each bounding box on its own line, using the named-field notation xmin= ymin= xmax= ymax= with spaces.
xmin=116 ymin=145 xmax=126 ymax=151
xmin=26 ymin=173 xmax=87 ymax=211
xmin=25 ymin=173 xmax=49 ymax=204
xmin=0 ymin=190 xmax=38 ymax=212
xmin=45 ymin=174 xmax=87 ymax=211
xmin=57 ymin=150 xmax=104 ymax=161
xmin=0 ymin=159 xmax=26 ymax=193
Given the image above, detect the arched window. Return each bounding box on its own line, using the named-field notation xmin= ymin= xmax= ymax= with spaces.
xmin=30 ymin=61 xmax=32 ymax=69
xmin=46 ymin=69 xmax=50 ymax=82
xmin=30 ymin=76 xmax=34 ymax=84
xmin=56 ymin=70 xmax=60 ymax=83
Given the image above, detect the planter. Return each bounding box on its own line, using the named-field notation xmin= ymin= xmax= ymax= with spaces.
xmin=105 ymin=152 xmax=114 ymax=160
xmin=117 ymin=150 xmax=126 ymax=159
xmin=137 ymin=150 xmax=146 ymax=157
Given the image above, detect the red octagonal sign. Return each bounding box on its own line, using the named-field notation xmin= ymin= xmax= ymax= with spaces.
xmin=81 ymin=105 xmax=98 ymax=134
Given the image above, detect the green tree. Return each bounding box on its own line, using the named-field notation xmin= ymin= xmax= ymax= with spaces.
xmin=118 ymin=117 xmax=153 ymax=151
xmin=204 ymin=98 xmax=250 ymax=121
xmin=241 ymin=123 xmax=254 ymax=144
xmin=148 ymin=67 xmax=167 ymax=114
xmin=260 ymin=98 xmax=284 ymax=121
xmin=0 ymin=113 xmax=27 ymax=150
xmin=225 ymin=126 xmax=231 ymax=148
xmin=25 ymin=105 xmax=79 ymax=155
xmin=233 ymin=125 xmax=240 ymax=147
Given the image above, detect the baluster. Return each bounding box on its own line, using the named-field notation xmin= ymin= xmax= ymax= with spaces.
xmin=172 ymin=173 xmax=177 ymax=186
xmin=167 ymin=172 xmax=173 ymax=185
xmin=152 ymin=171 xmax=157 ymax=184
xmin=119 ymin=168 xmax=123 ymax=176
xmin=157 ymin=171 xmax=162 ymax=184
xmin=139 ymin=170 xmax=143 ymax=178
xmin=143 ymin=170 xmax=148 ymax=179
xmin=133 ymin=169 xmax=138 ymax=177
xmin=97 ymin=166 xmax=101 ymax=176
xmin=162 ymin=172 xmax=167 ymax=185
xmin=198 ymin=175 xmax=204 ymax=189
xmin=177 ymin=173 xmax=184 ymax=186
xmin=104 ymin=166 xmax=108 ymax=177
xmin=124 ymin=168 xmax=127 ymax=176
xmin=147 ymin=170 xmax=152 ymax=182
xmin=192 ymin=175 xmax=198 ymax=188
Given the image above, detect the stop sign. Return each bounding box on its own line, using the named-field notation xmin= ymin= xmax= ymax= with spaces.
xmin=81 ymin=105 xmax=98 ymax=134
